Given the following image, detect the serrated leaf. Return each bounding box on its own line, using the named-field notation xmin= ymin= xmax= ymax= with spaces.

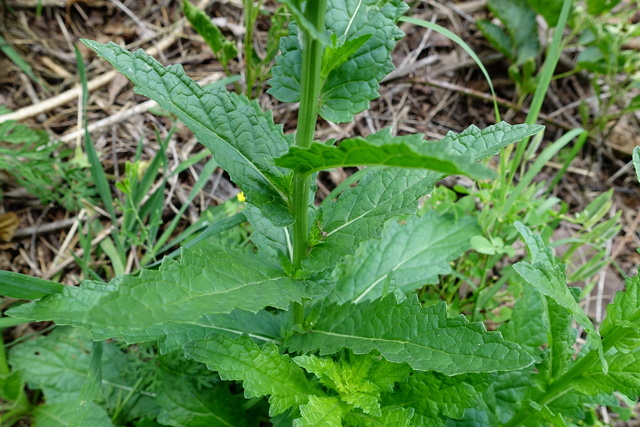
xmin=294 ymin=353 xmax=402 ymax=416
xmin=8 ymin=248 xmax=319 ymax=341
xmin=600 ymin=275 xmax=640 ymax=352
xmin=156 ymin=370 xmax=249 ymax=427
xmin=287 ymin=295 xmax=534 ymax=375
xmin=268 ymin=0 xmax=408 ymax=123
xmin=275 ymin=133 xmax=494 ymax=178
xmin=331 ymin=211 xmax=479 ymax=303
xmin=513 ymin=222 xmax=605 ymax=370
xmin=33 ymin=402 xmax=113 ymax=427
xmin=384 ymin=372 xmax=492 ymax=426
xmin=82 ymin=40 xmax=294 ymax=226
xmin=302 ymin=123 xmax=543 ymax=273
xmin=298 ymin=396 xmax=347 ymax=427
xmin=343 ymin=406 xmax=415 ymax=426
xmin=183 ymin=334 xmax=323 ymax=416
xmin=574 ymin=349 xmax=640 ymax=399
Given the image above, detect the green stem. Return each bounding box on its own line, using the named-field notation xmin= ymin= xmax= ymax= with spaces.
xmin=504 ymin=324 xmax=631 ymax=426
xmin=290 ymin=0 xmax=327 ymax=325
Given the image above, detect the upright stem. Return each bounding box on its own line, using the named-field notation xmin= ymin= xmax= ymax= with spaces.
xmin=290 ymin=0 xmax=327 ymax=325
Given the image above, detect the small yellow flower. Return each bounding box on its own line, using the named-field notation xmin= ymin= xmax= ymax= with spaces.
xmin=237 ymin=192 xmax=246 ymax=202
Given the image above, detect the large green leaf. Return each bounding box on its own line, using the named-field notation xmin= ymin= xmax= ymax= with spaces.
xmin=82 ymin=40 xmax=294 ymax=226
xmin=384 ymin=372 xmax=492 ymax=426
xmin=331 ymin=211 xmax=479 ymax=303
xmin=275 ymin=131 xmax=493 ymax=178
xmin=287 ymin=295 xmax=534 ymax=375
xmin=268 ymin=0 xmax=408 ymax=123
xmin=498 ymin=282 xmax=547 ymax=357
xmin=513 ymin=222 xmax=605 ymax=370
xmin=302 ymin=123 xmax=543 ymax=273
xmin=183 ymin=334 xmax=324 ymax=416
xmin=7 ymin=248 xmax=319 ymax=341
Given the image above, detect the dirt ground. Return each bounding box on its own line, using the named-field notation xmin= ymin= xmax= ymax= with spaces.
xmin=0 ymin=0 xmax=639 ymax=380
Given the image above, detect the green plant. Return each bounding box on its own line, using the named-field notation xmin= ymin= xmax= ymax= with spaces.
xmin=2 ymin=1 xmax=639 ymax=426
xmin=183 ymin=0 xmax=288 ymax=98
xmin=0 ymin=107 xmax=95 ymax=211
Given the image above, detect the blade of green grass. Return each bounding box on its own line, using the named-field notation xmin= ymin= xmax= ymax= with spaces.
xmin=0 ymin=271 xmax=64 ymax=299
xmin=74 ymin=45 xmax=124 ymax=256
xmin=502 ymin=128 xmax=586 ymax=216
xmin=142 ymin=157 xmax=219 ymax=266
xmin=0 ymin=34 xmax=49 ymax=91
xmin=399 ymin=16 xmax=500 ymax=122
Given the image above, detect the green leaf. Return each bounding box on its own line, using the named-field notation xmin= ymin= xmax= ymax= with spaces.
xmin=287 ymin=295 xmax=534 ymax=375
xmin=8 ymin=327 xmax=156 ymax=418
xmin=321 ymin=33 xmax=372 ymax=81
xmin=0 ymin=270 xmax=64 ymax=300
xmin=498 ymin=283 xmax=547 ymax=357
xmin=574 ymin=349 xmax=640 ymax=399
xmin=633 ymin=146 xmax=640 ymax=182
xmin=156 ymin=370 xmax=249 ymax=427
xmin=600 ymin=275 xmax=640 ymax=352
xmin=542 ymin=297 xmax=579 ymax=381
xmin=513 ymin=222 xmax=605 ymax=370
xmin=294 ymin=353 xmax=406 ymax=416
xmin=525 ymin=0 xmax=563 ymax=27
xmin=586 ymin=0 xmax=622 ymax=15
xmin=487 ymin=0 xmax=540 ymax=65
xmin=384 ymin=372 xmax=492 ymax=425
xmin=183 ymin=0 xmax=238 ymax=67
xmin=302 ymin=123 xmax=543 ymax=273
xmin=331 ymin=211 xmax=479 ymax=303
xmin=477 ymin=20 xmax=515 ymax=61
xmin=183 ymin=334 xmax=324 ymax=416
xmin=7 ymin=248 xmax=320 ymax=341
xmin=275 ymin=131 xmax=494 ymax=179
xmin=82 ymin=40 xmax=294 ymax=226
xmin=268 ymin=0 xmax=408 ymax=123
xmin=298 ymin=396 xmax=347 ymax=427
xmin=33 ymin=402 xmax=113 ymax=427
xmin=343 ymin=406 xmax=415 ymax=426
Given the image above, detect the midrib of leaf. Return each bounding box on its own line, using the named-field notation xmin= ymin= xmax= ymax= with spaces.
xmin=353 ymin=230 xmax=456 ymax=303
xmin=341 ymin=0 xmax=365 ymax=43
xmin=196 ymin=323 xmax=281 ymax=345
xmin=141 ymin=275 xmax=288 ymax=311
xmin=306 ymin=329 xmax=487 ymax=359
xmin=191 ymin=393 xmax=236 ymax=427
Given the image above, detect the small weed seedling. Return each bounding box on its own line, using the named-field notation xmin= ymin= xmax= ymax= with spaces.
xmin=1 ymin=1 xmax=640 ymax=426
